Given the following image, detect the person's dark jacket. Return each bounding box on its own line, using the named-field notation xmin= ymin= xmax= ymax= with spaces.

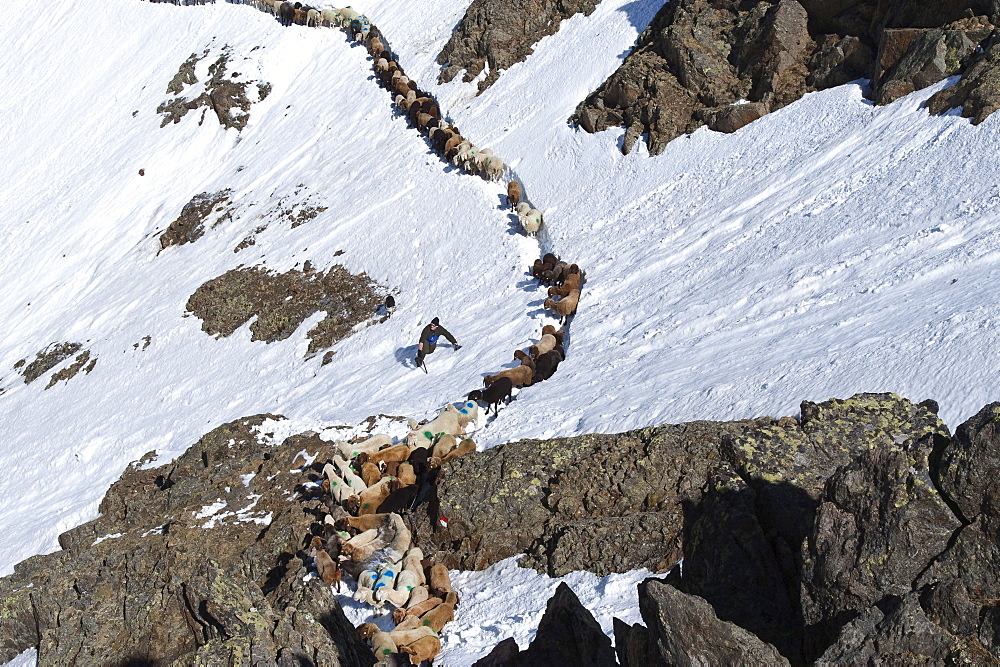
xmin=418 ymin=323 xmax=457 ymax=353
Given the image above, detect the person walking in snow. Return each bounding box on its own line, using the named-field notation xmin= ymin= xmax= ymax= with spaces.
xmin=415 ymin=317 xmax=460 ymax=370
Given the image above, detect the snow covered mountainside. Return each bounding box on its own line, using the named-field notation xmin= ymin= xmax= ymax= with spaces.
xmin=2 ymin=0 xmax=1000 ymax=663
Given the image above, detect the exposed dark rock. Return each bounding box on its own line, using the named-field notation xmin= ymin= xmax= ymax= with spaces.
xmin=186 ymin=263 xmax=386 ymax=355
xmin=673 ymin=462 xmax=803 ymax=660
xmin=415 ymin=419 xmax=750 ymax=574
xmin=637 ymin=578 xmax=790 ymax=666
xmin=807 ymin=34 xmax=873 ymax=89
xmin=0 ymin=416 xmax=374 ymax=665
xmin=572 ymin=0 xmax=1000 ymax=153
xmin=437 ymin=0 xmax=601 ymax=93
xmin=800 ymin=444 xmax=961 ymax=651
xmin=44 ymin=349 xmax=96 ymax=389
xmin=914 ymin=402 xmax=1000 ymax=659
xmin=816 ymin=593 xmax=957 ymax=664
xmin=612 ymin=617 xmax=661 ymax=667
xmin=927 ymin=29 xmax=1000 ymax=122
xmin=158 ymin=190 xmax=233 ymax=250
xmin=515 ymin=582 xmax=617 ymax=666
xmin=873 ymin=22 xmax=989 ymax=104
xmin=18 ymin=342 xmax=82 ymax=385
xmin=472 ymin=637 xmax=520 ymax=666
xmin=158 ymin=48 xmax=269 ymax=130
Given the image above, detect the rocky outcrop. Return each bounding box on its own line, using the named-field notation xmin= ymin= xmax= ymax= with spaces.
xmin=873 ymin=17 xmax=994 ymax=104
xmin=186 ymin=263 xmax=386 ymax=355
xmin=624 ymin=578 xmax=790 ymax=666
xmin=928 ymin=29 xmax=1000 ymax=122
xmin=0 ymin=415 xmax=374 ymax=665
xmin=412 ymin=418 xmax=751 ymax=574
xmin=478 ymin=583 xmax=616 ymax=666
xmin=437 ymin=0 xmax=602 ymax=93
xmin=572 ymin=0 xmax=1000 ymax=154
xmin=516 ymin=582 xmax=617 ymax=666
xmin=415 ymin=393 xmax=947 ymax=580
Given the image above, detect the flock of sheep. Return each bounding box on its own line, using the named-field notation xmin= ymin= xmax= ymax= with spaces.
xmin=149 ymin=1 xmax=587 ymax=662
xmin=305 ymin=403 xmax=480 ymax=663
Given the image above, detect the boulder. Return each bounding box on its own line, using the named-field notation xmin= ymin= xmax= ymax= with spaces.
xmin=816 ymin=593 xmax=955 ymax=664
xmin=516 ymin=582 xmax=617 ymax=666
xmin=0 ymin=416 xmax=375 ymax=665
xmin=413 ymin=419 xmax=754 ymax=574
xmin=637 ymin=579 xmax=790 ymax=666
xmin=874 ymin=26 xmax=986 ymax=104
xmin=436 ymin=0 xmax=601 ymax=92
xmin=800 ymin=444 xmax=961 ymax=632
xmin=927 ymin=31 xmax=1000 ymax=122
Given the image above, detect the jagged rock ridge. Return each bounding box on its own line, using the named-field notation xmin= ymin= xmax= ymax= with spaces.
xmin=570 ymin=0 xmax=1000 ymax=154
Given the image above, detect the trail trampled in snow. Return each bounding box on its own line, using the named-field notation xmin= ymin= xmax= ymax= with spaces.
xmin=3 ymin=0 xmax=1000 ymax=664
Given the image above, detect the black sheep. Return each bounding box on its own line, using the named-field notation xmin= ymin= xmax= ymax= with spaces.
xmin=468 ymin=376 xmax=513 ymax=417
xmin=377 ymin=483 xmax=419 ymax=514
xmin=533 ymin=350 xmax=562 ymax=383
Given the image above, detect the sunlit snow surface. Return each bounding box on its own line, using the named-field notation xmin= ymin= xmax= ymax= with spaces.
xmin=2 ymin=0 xmax=1000 ymax=663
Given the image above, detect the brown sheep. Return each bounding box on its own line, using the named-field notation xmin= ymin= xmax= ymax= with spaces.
xmin=315 ymin=548 xmax=341 ymax=590
xmin=428 ymin=563 xmax=453 ymax=598
xmin=444 ymin=135 xmax=463 ymax=159
xmin=348 ymin=477 xmax=399 ymax=515
xmin=356 ymin=444 xmax=411 ymax=467
xmin=528 ymin=333 xmax=557 ymax=359
xmin=396 ymin=461 xmax=417 ymax=486
xmin=507 ymin=181 xmax=521 ymax=210
xmin=431 ymin=433 xmax=458 ymax=459
xmin=484 ymin=365 xmax=533 ymax=388
xmin=513 ymin=349 xmax=535 ymax=369
xmin=543 ymin=289 xmax=580 ymax=324
xmin=439 ymin=438 xmax=475 ymax=464
xmin=399 ymin=594 xmax=442 ymax=619
xmin=293 ymin=7 xmax=307 ymax=24
xmin=416 ymin=112 xmax=434 ymax=132
xmin=359 ymin=460 xmax=381 ymax=487
xmin=541 ymin=324 xmax=565 ymax=346
xmin=419 ymin=591 xmax=459 ymax=632
xmin=369 ymin=37 xmax=384 ymax=60
xmin=336 ymin=513 xmax=388 ymax=533
xmin=547 ymin=272 xmax=581 ymax=297
xmin=399 ymin=635 xmax=442 ymax=666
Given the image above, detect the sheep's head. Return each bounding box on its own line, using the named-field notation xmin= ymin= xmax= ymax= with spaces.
xmin=467 ymin=389 xmax=483 ymax=402
xmin=355 ymin=451 xmax=371 ymax=467
xmin=346 ymin=496 xmax=361 ymax=514
xmin=357 ymin=622 xmax=378 ymax=640
xmin=392 ymin=608 xmax=407 ymax=625
xmin=543 ymin=299 xmax=554 ymax=310
xmin=528 ymin=345 xmax=540 ymax=358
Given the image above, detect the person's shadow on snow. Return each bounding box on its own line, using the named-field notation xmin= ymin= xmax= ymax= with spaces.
xmin=395 ymin=345 xmax=419 ymax=369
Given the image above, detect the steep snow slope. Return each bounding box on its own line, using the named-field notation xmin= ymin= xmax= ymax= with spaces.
xmin=3 ymin=0 xmax=1000 ymax=663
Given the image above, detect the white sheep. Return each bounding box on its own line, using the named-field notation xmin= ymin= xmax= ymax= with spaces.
xmin=520 ymin=207 xmax=543 ymax=237
xmin=383 ymin=512 xmax=412 ymax=564
xmin=485 ymin=156 xmax=505 ymax=181
xmin=322 ymin=463 xmax=355 ymax=503
xmin=336 ymin=433 xmax=393 ymax=459
xmin=306 ymin=8 xmax=321 ymax=26
xmin=402 ymin=547 xmax=426 ymax=586
xmin=331 ymin=456 xmax=367 ymax=494
xmin=405 ymin=405 xmax=464 ymax=448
